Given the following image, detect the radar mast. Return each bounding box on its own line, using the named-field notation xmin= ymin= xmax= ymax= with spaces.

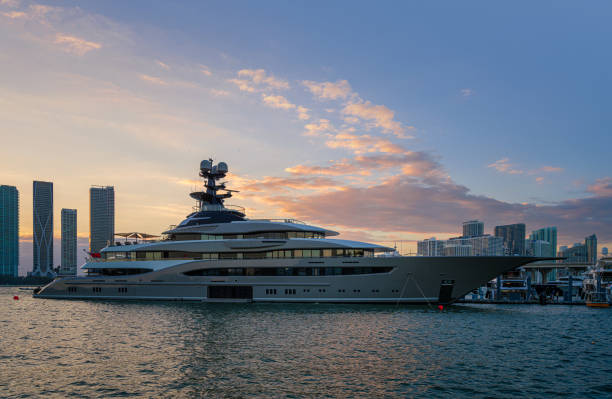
xmin=190 ymin=159 xmax=238 ymax=211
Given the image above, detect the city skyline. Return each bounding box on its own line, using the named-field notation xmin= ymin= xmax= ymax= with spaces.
xmin=1 ymin=1 xmax=611 ymax=274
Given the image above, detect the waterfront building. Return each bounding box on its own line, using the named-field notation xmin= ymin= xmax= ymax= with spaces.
xmin=0 ymin=185 xmax=19 ymax=277
xmin=447 ymin=235 xmax=504 ymax=256
xmin=33 ymin=181 xmax=54 ymax=276
xmin=603 ymin=247 xmax=609 ymax=256
xmin=529 ymin=227 xmax=557 ymax=257
xmin=494 ymin=223 xmax=526 ymax=255
xmin=559 ymin=243 xmax=587 ymax=263
xmin=526 ymin=239 xmax=552 ymax=257
xmin=417 ymin=237 xmax=445 ymax=256
xmin=462 ymin=220 xmax=484 ymax=238
xmin=61 ymin=209 xmax=77 ymax=276
xmin=585 ymin=234 xmax=597 ymax=264
xmin=90 ymin=186 xmax=115 ymax=253
xmin=444 ymin=243 xmax=472 ymax=256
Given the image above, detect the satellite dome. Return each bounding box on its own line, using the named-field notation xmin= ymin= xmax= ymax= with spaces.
xmin=217 ymin=162 xmax=228 ymax=174
xmin=211 ymin=165 xmax=218 ymax=174
xmin=200 ymin=159 xmax=212 ymax=171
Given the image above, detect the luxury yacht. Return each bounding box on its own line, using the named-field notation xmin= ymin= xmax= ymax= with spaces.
xmin=35 ymin=159 xmax=549 ymax=303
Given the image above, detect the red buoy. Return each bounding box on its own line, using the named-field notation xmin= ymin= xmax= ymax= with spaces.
xmin=438 ymin=305 xmax=443 ymax=310
xmin=13 ymin=295 xmax=19 ymax=300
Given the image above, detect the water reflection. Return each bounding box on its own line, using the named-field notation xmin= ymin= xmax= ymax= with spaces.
xmin=1 ymin=288 xmax=611 ymax=398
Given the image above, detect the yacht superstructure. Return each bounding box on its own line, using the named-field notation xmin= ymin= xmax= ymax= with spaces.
xmin=35 ymin=159 xmax=549 ymax=303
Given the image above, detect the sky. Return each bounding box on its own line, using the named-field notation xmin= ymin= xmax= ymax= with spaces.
xmin=1 ymin=0 xmax=611 ymax=275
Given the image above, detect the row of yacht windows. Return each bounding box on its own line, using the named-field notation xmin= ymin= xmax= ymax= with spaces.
xmin=103 ymin=248 xmax=374 ymax=261
xmin=183 ymin=266 xmax=394 ymax=276
xmin=169 ymin=231 xmax=325 ymax=241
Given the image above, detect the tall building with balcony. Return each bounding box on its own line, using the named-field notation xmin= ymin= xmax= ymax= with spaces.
xmin=90 ymin=186 xmax=114 ymax=253
xmin=462 ymin=220 xmax=484 ymax=238
xmin=494 ymin=223 xmax=526 ymax=255
xmin=33 ymin=181 xmax=54 ymax=276
xmin=526 ymin=239 xmax=552 ymax=257
xmin=0 ymin=185 xmax=19 ymax=277
xmin=585 ymin=234 xmax=597 ymax=264
xmin=529 ymin=227 xmax=557 ymax=257
xmin=61 ymin=208 xmax=77 ymax=276
xmin=417 ymin=237 xmax=445 ymax=256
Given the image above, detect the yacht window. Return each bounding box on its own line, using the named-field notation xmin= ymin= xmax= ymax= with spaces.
xmin=311 ymin=249 xmax=321 ymax=257
xmin=294 ymin=250 xmax=302 ymax=258
xmin=302 ymin=249 xmax=312 ymax=258
xmin=323 ymin=249 xmax=332 ymax=257
xmin=146 ymin=252 xmax=162 ymax=260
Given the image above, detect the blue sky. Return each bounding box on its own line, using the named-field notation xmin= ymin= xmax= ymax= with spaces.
xmin=1 ymin=0 xmax=611 ymax=273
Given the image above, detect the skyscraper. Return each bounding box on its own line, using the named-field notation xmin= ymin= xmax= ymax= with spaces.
xmin=462 ymin=220 xmax=484 ymax=238
xmin=585 ymin=234 xmax=597 ymax=264
xmin=529 ymin=227 xmax=557 ymax=257
xmin=33 ymin=181 xmax=53 ymax=276
xmin=61 ymin=208 xmax=77 ymax=276
xmin=494 ymin=223 xmax=526 ymax=255
xmin=90 ymin=186 xmax=114 ymax=253
xmin=0 ymin=185 xmax=19 ymax=277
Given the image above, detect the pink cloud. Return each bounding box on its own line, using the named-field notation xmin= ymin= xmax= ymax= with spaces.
xmin=302 ymin=80 xmax=353 ymax=100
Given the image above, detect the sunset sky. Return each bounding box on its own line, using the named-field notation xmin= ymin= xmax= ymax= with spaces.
xmin=1 ymin=1 xmax=611 ymax=274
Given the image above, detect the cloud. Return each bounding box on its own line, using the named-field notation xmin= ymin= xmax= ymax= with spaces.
xmin=156 ymin=60 xmax=170 ymax=70
xmin=587 ymin=177 xmax=612 ymax=197
xmin=461 ymin=88 xmax=473 ymax=97
xmin=262 ymin=94 xmax=295 ymax=110
xmin=199 ymin=65 xmax=212 ymax=76
xmin=303 ymin=118 xmax=334 ymax=137
xmin=297 ymin=106 xmax=310 ymax=121
xmin=325 ymin=132 xmax=405 ymax=154
xmin=342 ymin=101 xmax=410 ymax=138
xmin=0 ymin=0 xmax=20 ymax=7
xmin=228 ymin=69 xmax=289 ymax=92
xmin=487 ymin=158 xmax=524 ymax=175
xmin=302 ymin=80 xmax=353 ymax=100
xmin=286 ymin=160 xmax=363 ymax=176
xmin=2 ymin=10 xmax=25 ymax=18
xmin=539 ymin=166 xmax=563 ymax=173
xmin=54 ymin=33 xmax=101 ymax=55
xmin=210 ymin=88 xmax=230 ymax=97
xmin=139 ymin=74 xmax=168 ymax=86
xmin=257 ymin=174 xmax=612 ymax=244
xmin=235 ymin=175 xmax=342 ymax=194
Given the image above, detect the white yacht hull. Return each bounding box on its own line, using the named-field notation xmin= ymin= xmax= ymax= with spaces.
xmin=34 ymin=256 xmax=541 ymax=304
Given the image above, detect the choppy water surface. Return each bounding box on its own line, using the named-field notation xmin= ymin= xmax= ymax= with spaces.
xmin=1 ymin=287 xmax=611 ymax=398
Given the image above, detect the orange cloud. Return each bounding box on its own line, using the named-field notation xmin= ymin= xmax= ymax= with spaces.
xmin=342 ymin=101 xmax=409 ymax=138
xmin=487 ymin=158 xmax=524 ymax=175
xmin=228 ymin=69 xmax=289 ymax=92
xmin=262 ymin=94 xmax=295 ymax=110
xmin=325 ymin=132 xmax=405 ymax=154
xmin=587 ymin=177 xmax=612 ymax=197
xmin=139 ymin=74 xmax=168 ymax=86
xmin=302 ymin=80 xmax=353 ymax=100
xmin=304 ymin=119 xmax=334 ymax=137
xmin=54 ymin=33 xmax=102 ymax=55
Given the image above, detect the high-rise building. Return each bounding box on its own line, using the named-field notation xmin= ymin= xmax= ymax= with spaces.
xmin=603 ymin=247 xmax=609 ymax=256
xmin=494 ymin=223 xmax=526 ymax=255
xmin=61 ymin=209 xmax=77 ymax=276
xmin=417 ymin=237 xmax=445 ymax=256
xmin=90 ymin=186 xmax=114 ymax=253
xmin=33 ymin=181 xmax=54 ymax=276
xmin=0 ymin=185 xmax=19 ymax=277
xmin=526 ymin=239 xmax=552 ymax=257
xmin=529 ymin=227 xmax=557 ymax=257
xmin=585 ymin=234 xmax=597 ymax=264
xmin=559 ymin=243 xmax=587 ymax=263
xmin=462 ymin=220 xmax=484 ymax=238
xmin=447 ymin=235 xmax=504 ymax=256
